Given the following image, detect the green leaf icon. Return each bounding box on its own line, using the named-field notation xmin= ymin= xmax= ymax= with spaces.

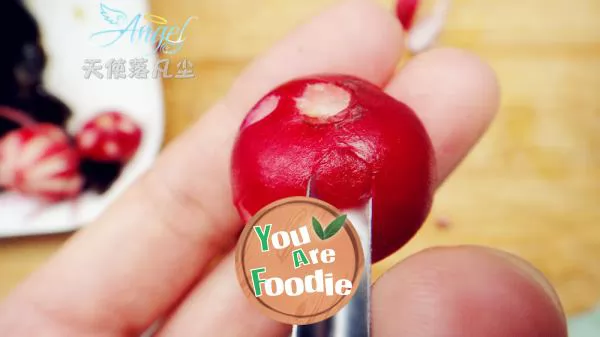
xmin=323 ymin=214 xmax=347 ymax=239
xmin=312 ymin=214 xmax=348 ymax=240
xmin=313 ymin=215 xmax=348 ymax=240
xmin=312 ymin=217 xmax=326 ymax=240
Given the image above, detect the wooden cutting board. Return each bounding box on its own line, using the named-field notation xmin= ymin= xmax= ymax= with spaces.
xmin=1 ymin=0 xmax=599 ymax=316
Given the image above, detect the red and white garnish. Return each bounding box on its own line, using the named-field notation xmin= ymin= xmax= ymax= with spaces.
xmin=0 ymin=123 xmax=82 ymax=202
xmin=396 ymin=0 xmax=452 ymax=54
xmin=76 ymin=111 xmax=142 ymax=163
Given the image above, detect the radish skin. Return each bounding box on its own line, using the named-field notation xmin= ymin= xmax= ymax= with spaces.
xmin=231 ymin=75 xmax=436 ymax=262
xmin=396 ymin=0 xmax=420 ymax=30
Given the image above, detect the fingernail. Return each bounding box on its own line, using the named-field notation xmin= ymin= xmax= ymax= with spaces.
xmin=489 ymin=249 xmax=565 ymax=316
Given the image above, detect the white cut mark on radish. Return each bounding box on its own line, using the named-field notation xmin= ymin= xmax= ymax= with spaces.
xmin=62 ymin=175 xmax=83 ymax=193
xmin=96 ymin=115 xmax=116 ymax=130
xmin=346 ymin=139 xmax=373 ymax=161
xmin=30 ymin=175 xmax=81 ymax=194
xmin=25 ymin=155 xmax=68 ymax=182
xmin=104 ymin=141 xmax=120 ymax=156
xmin=20 ymin=136 xmax=51 ymax=167
xmin=295 ymin=83 xmax=351 ymax=120
xmin=79 ymin=130 xmax=98 ymax=149
xmin=407 ymin=0 xmax=452 ymax=54
xmin=119 ymin=119 xmax=136 ymax=133
xmin=243 ymin=95 xmax=280 ymax=128
xmin=48 ymin=128 xmax=67 ymax=142
xmin=66 ymin=175 xmax=84 ymax=194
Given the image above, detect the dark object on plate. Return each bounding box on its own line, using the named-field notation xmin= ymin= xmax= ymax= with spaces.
xmin=0 ymin=0 xmax=72 ymax=137
xmin=80 ymin=159 xmax=124 ymax=193
xmin=0 ymin=2 xmax=135 ymax=199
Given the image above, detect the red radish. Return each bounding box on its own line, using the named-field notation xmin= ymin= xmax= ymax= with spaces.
xmin=231 ymin=75 xmax=435 ymax=262
xmin=0 ymin=123 xmax=82 ymax=202
xmin=76 ymin=111 xmax=142 ymax=163
xmin=396 ymin=0 xmax=420 ymax=30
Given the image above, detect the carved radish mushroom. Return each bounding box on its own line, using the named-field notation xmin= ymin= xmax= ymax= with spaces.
xmin=76 ymin=111 xmax=142 ymax=163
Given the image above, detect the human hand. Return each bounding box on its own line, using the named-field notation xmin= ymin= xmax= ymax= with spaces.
xmin=0 ymin=1 xmax=567 ymax=336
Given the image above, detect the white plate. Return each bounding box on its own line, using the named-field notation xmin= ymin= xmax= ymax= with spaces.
xmin=0 ymin=0 xmax=164 ymax=238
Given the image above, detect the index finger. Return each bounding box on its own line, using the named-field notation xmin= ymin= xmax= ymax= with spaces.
xmin=0 ymin=0 xmax=404 ymax=334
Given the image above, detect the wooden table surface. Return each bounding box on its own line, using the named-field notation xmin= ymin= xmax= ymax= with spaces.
xmin=1 ymin=0 xmax=599 ymax=316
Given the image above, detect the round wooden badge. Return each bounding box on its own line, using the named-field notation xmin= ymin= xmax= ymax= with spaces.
xmin=235 ymin=196 xmax=365 ymax=325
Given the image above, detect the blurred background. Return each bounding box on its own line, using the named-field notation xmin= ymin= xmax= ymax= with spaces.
xmin=0 ymin=0 xmax=599 ymax=330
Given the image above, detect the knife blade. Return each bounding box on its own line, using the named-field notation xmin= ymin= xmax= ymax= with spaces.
xmin=290 ymin=178 xmax=372 ymax=337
